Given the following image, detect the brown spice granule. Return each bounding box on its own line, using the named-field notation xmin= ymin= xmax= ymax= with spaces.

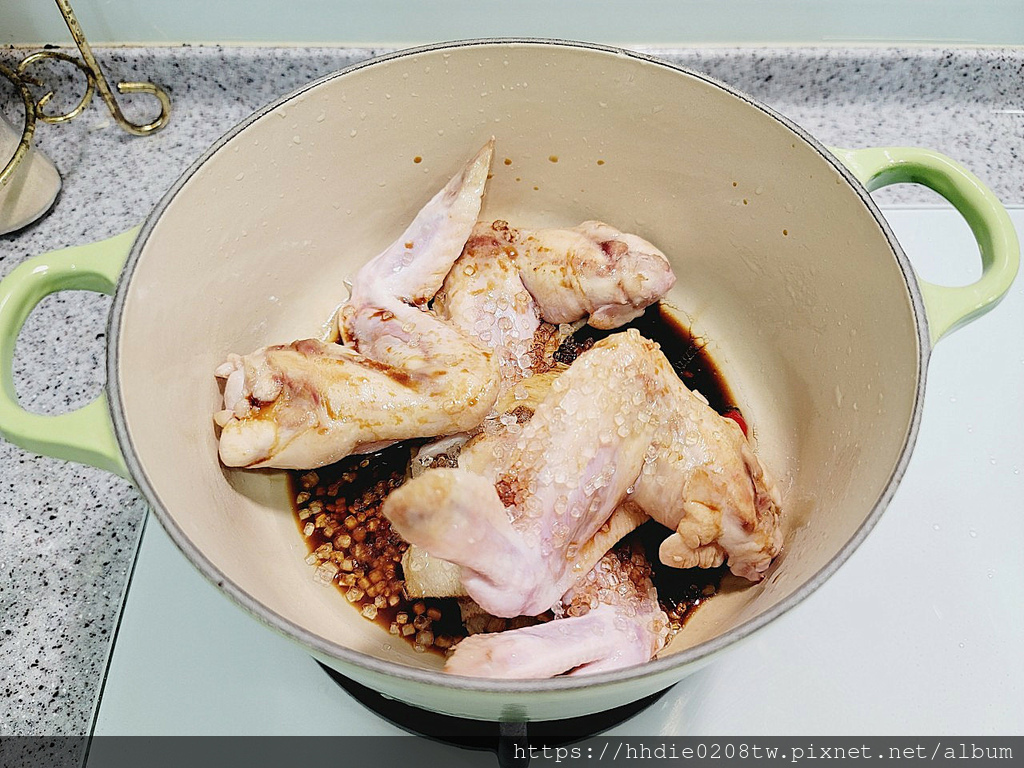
xmin=292 ymin=442 xmax=467 ymax=655
xmin=552 ymin=334 xmax=595 ymax=366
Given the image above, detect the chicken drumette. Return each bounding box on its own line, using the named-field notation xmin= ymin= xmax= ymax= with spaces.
xmin=435 ymin=218 xmax=675 ymax=392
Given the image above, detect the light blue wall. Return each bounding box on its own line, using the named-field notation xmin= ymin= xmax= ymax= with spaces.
xmin=4 ymin=0 xmax=1024 ymax=46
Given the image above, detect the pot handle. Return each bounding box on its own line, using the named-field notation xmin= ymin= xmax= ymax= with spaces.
xmin=0 ymin=228 xmax=138 ymax=478
xmin=831 ymin=147 xmax=1020 ymax=346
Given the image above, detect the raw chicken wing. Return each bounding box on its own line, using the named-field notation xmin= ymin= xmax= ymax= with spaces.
xmin=384 ymin=330 xmax=782 ymax=616
xmin=215 ymin=142 xmax=499 ymax=468
xmin=435 ymin=218 xmax=675 ymax=389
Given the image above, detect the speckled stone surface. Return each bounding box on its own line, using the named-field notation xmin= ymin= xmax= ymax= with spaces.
xmin=0 ymin=45 xmax=1020 ymax=737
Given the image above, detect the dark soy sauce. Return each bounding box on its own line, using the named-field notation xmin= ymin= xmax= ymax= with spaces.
xmin=555 ymin=302 xmax=737 ymax=416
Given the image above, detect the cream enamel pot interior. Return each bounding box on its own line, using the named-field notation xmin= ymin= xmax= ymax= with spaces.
xmin=0 ymin=41 xmax=1018 ymax=722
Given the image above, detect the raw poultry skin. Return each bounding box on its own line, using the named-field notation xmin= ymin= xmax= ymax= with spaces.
xmin=383 ymin=330 xmax=782 ymax=618
xmin=634 ymin=383 xmax=783 ymax=581
xmin=435 ymin=218 xmax=676 ymax=392
xmin=214 ymin=141 xmax=499 ymax=469
xmin=444 ymin=542 xmax=670 ymax=679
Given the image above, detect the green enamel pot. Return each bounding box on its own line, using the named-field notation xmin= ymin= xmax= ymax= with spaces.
xmin=0 ymin=41 xmax=1018 ymax=721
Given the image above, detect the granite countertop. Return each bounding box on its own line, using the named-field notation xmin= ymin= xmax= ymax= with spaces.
xmin=0 ymin=44 xmax=1021 ymax=737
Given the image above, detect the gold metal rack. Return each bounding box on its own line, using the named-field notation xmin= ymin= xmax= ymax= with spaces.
xmin=1 ymin=0 xmax=171 ymax=188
